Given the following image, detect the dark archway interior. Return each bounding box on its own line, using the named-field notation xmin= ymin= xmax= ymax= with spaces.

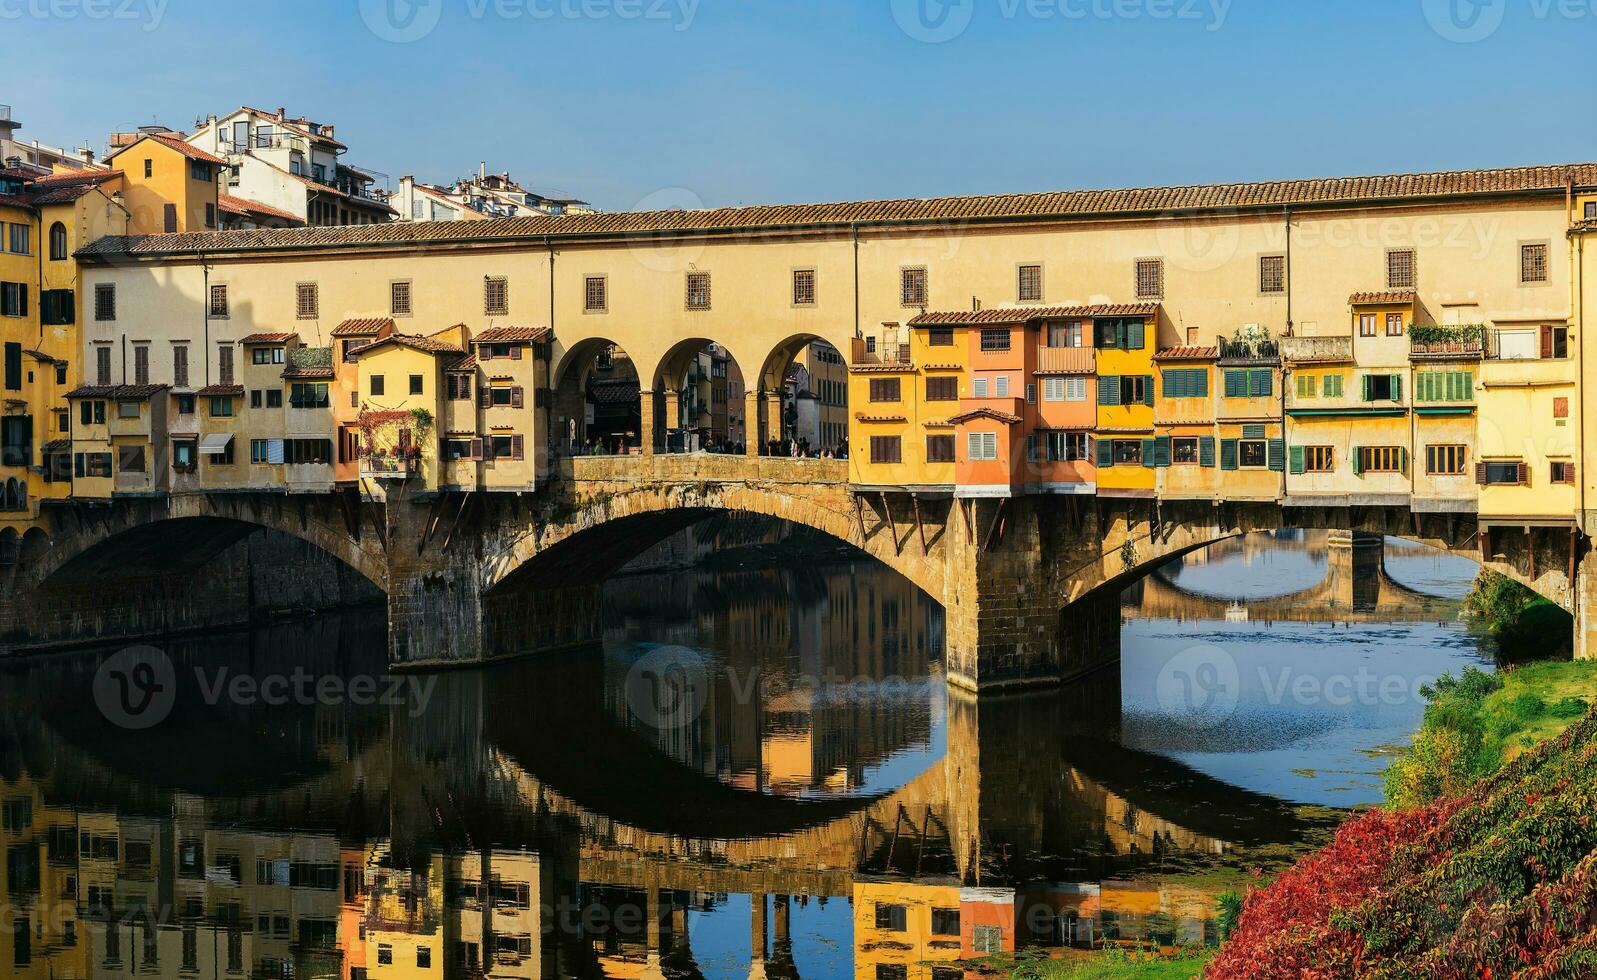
xmin=552 ymin=339 xmax=642 ymax=456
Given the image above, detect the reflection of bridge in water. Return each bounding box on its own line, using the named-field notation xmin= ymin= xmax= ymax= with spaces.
xmin=0 ymin=606 xmax=1339 ymax=979
xmin=1126 ymin=531 xmax=1463 ymax=625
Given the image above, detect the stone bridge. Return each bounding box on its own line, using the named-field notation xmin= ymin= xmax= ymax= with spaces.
xmin=0 ymin=453 xmax=1581 ymax=685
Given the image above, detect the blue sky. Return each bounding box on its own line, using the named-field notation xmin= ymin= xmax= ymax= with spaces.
xmin=3 ymin=0 xmax=1590 ymax=210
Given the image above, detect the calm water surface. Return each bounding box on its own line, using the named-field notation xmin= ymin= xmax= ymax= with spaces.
xmin=0 ymin=530 xmax=1487 ymax=979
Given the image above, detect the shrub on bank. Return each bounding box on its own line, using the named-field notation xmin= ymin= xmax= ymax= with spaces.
xmin=1207 ymin=712 xmax=1597 ymax=978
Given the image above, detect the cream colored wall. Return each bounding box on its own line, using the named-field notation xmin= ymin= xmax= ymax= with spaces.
xmin=1479 ymin=361 xmax=1578 ymax=518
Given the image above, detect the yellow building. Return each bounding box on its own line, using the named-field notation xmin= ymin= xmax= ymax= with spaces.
xmin=851 ymin=880 xmax=965 ymax=979
xmin=1152 ymin=344 xmax=1218 ymax=500
xmin=849 ymin=323 xmax=960 ymax=491
xmin=352 ymin=326 xmax=469 ymax=493
xmin=103 ymin=132 xmax=225 ymax=234
xmin=1094 ymin=311 xmax=1160 ymax=497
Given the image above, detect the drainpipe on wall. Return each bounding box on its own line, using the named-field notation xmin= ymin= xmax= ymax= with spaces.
xmin=852 ymin=223 xmax=861 ymax=341
xmin=545 ymin=235 xmax=556 ymax=472
xmin=202 ymin=256 xmax=211 ymax=387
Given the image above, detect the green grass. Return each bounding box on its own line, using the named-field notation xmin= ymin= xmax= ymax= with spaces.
xmin=973 ymin=947 xmax=1213 ymax=979
xmin=1385 ymin=659 xmax=1597 ymax=807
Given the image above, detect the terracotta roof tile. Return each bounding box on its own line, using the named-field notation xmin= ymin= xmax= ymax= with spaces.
xmin=330 ymin=317 xmax=394 ymax=337
xmin=76 ymin=163 xmax=1597 ymax=260
xmin=474 ymin=325 xmax=551 ymax=344
xmin=450 ymin=354 xmax=479 ymax=371
xmin=948 ymin=407 xmax=1024 ymax=425
xmin=196 ymin=384 xmax=244 ymax=396
xmin=281 ymin=366 xmax=334 ymax=379
xmin=67 ymin=383 xmax=169 ymax=399
xmin=1154 ymin=345 xmax=1219 ymax=360
xmin=109 ymin=133 xmax=228 ymax=166
xmin=238 ymin=332 xmax=297 ymax=344
xmin=910 ymin=303 xmax=1159 ymax=326
xmin=1349 ymin=290 xmax=1417 ymax=306
xmin=219 ymin=194 xmax=303 ymax=225
xmin=352 ymin=333 xmax=464 ymax=357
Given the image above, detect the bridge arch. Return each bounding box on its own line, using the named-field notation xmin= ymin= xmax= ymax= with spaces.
xmin=645 ymin=337 xmax=750 ymax=453
xmin=754 ymin=332 xmax=850 ymax=456
xmin=550 ymin=336 xmax=643 ymax=455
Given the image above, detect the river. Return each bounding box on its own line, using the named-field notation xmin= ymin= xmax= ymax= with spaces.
xmin=0 ymin=528 xmax=1488 ymax=978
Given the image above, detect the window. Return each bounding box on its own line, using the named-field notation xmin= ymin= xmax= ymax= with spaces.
xmin=1386 ymin=312 xmax=1405 ymax=336
xmin=1238 ymin=439 xmax=1268 ymax=468
xmin=1426 ymin=444 xmax=1467 ymax=475
xmin=1478 ymin=461 xmax=1527 ymax=485
xmin=972 ymin=378 xmax=988 ymax=398
xmin=1120 ymin=375 xmax=1148 ymax=405
xmin=1042 ymin=377 xmax=1065 ymax=402
xmin=39 ymin=288 xmax=73 ymax=325
xmin=1096 ymin=318 xmax=1145 ymax=350
xmin=391 ymin=281 xmax=412 ymax=317
xmin=250 ymin=439 xmax=270 ymax=464
xmin=1047 ymin=321 xmax=1082 ymax=347
xmin=1588 ymin=202 xmax=1597 ymax=220
xmin=1363 ymin=374 xmax=1400 ymax=402
xmin=206 ymin=283 xmax=229 ymax=318
xmin=485 ymin=382 xmax=522 ymax=407
xmin=1135 ymin=258 xmax=1163 ymax=299
xmin=416 ymin=947 xmax=432 ymax=970
xmin=218 ymin=345 xmax=235 ymax=384
xmin=927 ymin=328 xmax=954 ymax=347
xmin=926 ymin=434 xmax=955 ymax=462
xmin=210 ymin=396 xmax=234 ymax=417
xmin=8 ymin=222 xmax=29 ymax=254
xmin=133 ymin=345 xmax=149 ymax=385
xmin=925 ymin=377 xmax=958 ymax=401
xmin=95 ymin=283 xmax=115 ymax=321
xmin=76 ymin=452 xmax=112 ymax=477
xmin=1552 ymin=461 xmax=1576 ymax=485
xmin=931 ymin=908 xmax=961 ymax=937
xmin=972 ymin=925 xmax=1004 ymax=955
xmin=1358 ymin=313 xmax=1377 ymax=337
xmin=1540 ymin=324 xmax=1569 ymax=359
xmin=289 ymin=383 xmax=329 ymax=408
xmin=1521 ymin=243 xmax=1548 ymax=284
xmin=994 ymin=375 xmax=1010 ymax=397
xmin=446 ymin=373 xmax=473 ymax=400
xmin=1387 ymin=249 xmax=1416 ymax=289
xmin=1291 ymin=445 xmax=1334 ymax=474
xmin=869 ymin=436 xmax=901 ymax=464
xmin=295 ymin=282 xmax=318 ymax=319
xmin=793 ymin=269 xmax=816 ymax=306
xmin=1172 ymin=437 xmax=1199 ymax=464
xmin=0 ymin=282 xmax=27 ymax=318
xmin=377 ymin=945 xmax=393 ymax=966
xmin=117 ymin=399 xmax=140 ymax=419
xmin=1047 ymin=431 xmax=1089 ymax=461
xmin=250 ymin=389 xmax=262 ymax=408
xmin=370 ymin=375 xmax=385 ymax=396
xmin=874 ymin=903 xmax=908 ymax=931
xmin=117 ymin=444 xmax=145 ymax=473
xmin=1295 ymin=373 xmax=1317 ymax=398
xmin=1161 ymin=368 xmax=1208 ymax=398
xmin=409 ymin=374 xmax=424 ymax=395
xmin=173 ymin=440 xmax=196 ymax=473
xmin=163 ymin=203 xmax=177 ymax=232
xmin=685 ymin=272 xmax=711 ymax=310
xmin=877 ymin=966 xmax=908 ymax=980
xmin=1324 ymin=374 xmax=1344 ymax=398
xmin=143 ymin=158 xmax=152 ymax=178
xmin=1260 ymin=254 xmax=1285 ymax=294
xmin=1356 ymin=446 xmax=1405 ymax=474
xmin=967 ymin=431 xmax=998 ymax=461
xmin=869 ymin=378 xmax=901 ymax=402
xmin=1017 ymin=263 xmax=1042 ymax=302
xmin=49 ymin=222 xmax=67 ymax=261
xmin=900 ymin=267 xmax=927 ymax=307
xmin=1112 ymin=439 xmax=1143 ymax=465
xmin=485 ymin=276 xmax=509 ymax=316
xmin=1065 ymin=376 xmax=1086 ymax=401
xmin=1415 ymin=370 xmax=1473 ymax=402
xmin=251 ymin=346 xmax=285 ymax=365
xmin=584 ymin=276 xmax=607 ymax=312
xmin=980 ymin=328 xmax=1011 ymax=352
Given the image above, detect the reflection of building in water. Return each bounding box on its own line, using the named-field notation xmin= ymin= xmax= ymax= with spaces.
xmin=603 ymin=560 xmax=943 ymax=797
xmin=1 ymin=774 xmax=91 ymax=980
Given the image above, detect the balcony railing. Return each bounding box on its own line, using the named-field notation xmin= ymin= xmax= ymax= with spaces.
xmin=850 ymin=337 xmax=912 ymax=367
xmin=1035 ymin=345 xmax=1095 ymax=374
xmin=1409 ymin=324 xmax=1487 ymax=360
xmin=1217 ymin=338 xmax=1280 ymax=363
xmin=0 ymin=105 xmax=11 ymax=122
xmin=1280 ymin=335 xmax=1352 ymax=364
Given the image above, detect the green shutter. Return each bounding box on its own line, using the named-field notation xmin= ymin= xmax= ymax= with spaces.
xmin=1399 ymin=446 xmax=1409 ymax=474
xmin=1268 ymin=438 xmax=1285 ymax=471
xmin=1199 ymin=436 xmax=1216 ymax=467
xmin=1128 ymin=320 xmax=1145 ymax=350
xmin=1353 ymin=448 xmax=1364 ymax=476
xmin=1162 ymin=370 xmax=1179 ymax=399
xmin=1243 ymin=424 xmax=1266 ymax=440
xmin=1326 ymin=374 xmax=1344 ymax=398
xmin=1249 ymin=368 xmax=1272 ymax=397
xmin=1141 ymin=438 xmax=1157 ymax=467
xmin=1415 ymin=371 xmax=1432 ymax=402
xmin=1220 ymin=439 xmax=1239 ymax=471
xmin=1362 ymin=374 xmax=1374 ymax=402
xmin=1155 ymin=436 xmax=1171 ymax=468
xmin=1097 ymin=438 xmax=1114 ymax=467
xmin=1289 ymin=444 xmax=1306 ymax=475
xmin=1143 ymin=375 xmax=1156 ymax=406
xmin=1194 ymin=369 xmax=1208 ymax=397
xmin=1224 ymin=370 xmax=1245 ymax=398
xmin=1391 ymin=375 xmax=1402 ymax=403
xmin=1099 ymin=375 xmax=1120 ymax=405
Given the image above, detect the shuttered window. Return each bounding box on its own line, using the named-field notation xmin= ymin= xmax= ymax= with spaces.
xmin=926 ymin=435 xmax=955 ymax=463
xmin=1161 ymin=368 xmax=1208 ymax=398
xmin=868 ymin=378 xmax=901 ymax=403
xmin=869 ymin=436 xmax=901 ymax=463
xmin=967 ymin=432 xmax=998 ymax=461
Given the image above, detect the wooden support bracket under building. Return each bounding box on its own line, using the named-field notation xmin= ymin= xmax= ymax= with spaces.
xmin=440 ymin=492 xmax=474 ymax=554
xmin=981 ymin=498 xmax=1008 ymax=554
xmin=366 ymin=501 xmax=388 ymax=552
xmin=879 ymin=492 xmax=902 ymax=556
xmin=912 ymin=495 xmax=927 ymax=553
xmin=1527 ymin=526 xmax=1536 ymax=582
xmin=339 ymin=489 xmax=362 ymax=541
xmin=960 ymin=498 xmax=973 ymax=541
xmin=1569 ymin=528 xmax=1578 ymax=588
xmin=418 ymin=492 xmax=451 ymax=556
xmin=852 ymin=493 xmax=869 ymax=546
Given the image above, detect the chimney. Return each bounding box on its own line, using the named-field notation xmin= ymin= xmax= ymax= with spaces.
xmin=480 ymin=161 xmax=486 ymax=181
xmin=3 ymin=156 xmax=20 ymax=170
xmin=276 ymin=107 xmax=285 ymax=120
xmin=77 ymin=147 xmax=95 ymax=164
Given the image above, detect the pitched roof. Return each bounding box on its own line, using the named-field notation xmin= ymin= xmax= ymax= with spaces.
xmin=66 ymin=383 xmax=168 ymax=399
xmin=196 ymin=384 xmax=245 ymax=397
xmin=281 ymin=365 xmax=334 ymax=379
xmin=473 ymin=325 xmax=550 ymax=344
xmin=1349 ymin=290 xmax=1418 ymax=306
xmin=238 ymin=332 xmax=297 ymax=344
xmin=331 ymin=317 xmax=394 ymax=337
xmin=219 ymin=194 xmax=303 ymax=225
xmin=947 ymin=407 xmax=1024 ymax=425
xmin=910 ymin=303 xmax=1159 ymax=326
xmin=107 ymin=133 xmax=228 ymax=166
xmin=351 ymin=333 xmax=464 ymax=357
xmin=1154 ymin=345 xmax=1219 ymax=361
xmin=75 ymin=162 xmax=1597 ymax=260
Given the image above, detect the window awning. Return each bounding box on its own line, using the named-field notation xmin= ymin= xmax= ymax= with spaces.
xmin=198 ymin=433 xmax=234 ymax=454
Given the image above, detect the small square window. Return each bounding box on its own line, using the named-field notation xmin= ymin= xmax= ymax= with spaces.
xmin=295 ymin=282 xmax=318 ymax=320
xmin=980 ymin=328 xmax=1011 ymax=352
xmin=1387 ymin=249 xmax=1416 ymax=290
xmin=1017 ymin=264 xmax=1042 ymax=302
xmin=584 ymin=276 xmax=606 ymax=313
xmin=1521 ymin=243 xmax=1548 ymax=284
xmin=1259 ymin=254 xmax=1285 ymax=294
xmin=685 ymin=272 xmax=711 ymax=310
xmin=1135 ymin=258 xmax=1163 ymax=299
xmin=792 ymin=269 xmax=816 ymax=306
xmin=409 ymin=374 xmax=423 ymax=395
xmin=391 ymin=281 xmax=412 ymax=317
xmin=209 ymin=284 xmax=229 ymax=318
xmin=484 ymin=277 xmax=508 ymax=316
xmin=900 ymin=268 xmax=927 ymax=307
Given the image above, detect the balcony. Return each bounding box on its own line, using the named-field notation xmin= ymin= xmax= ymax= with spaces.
xmin=1217 ymin=338 xmax=1280 ymax=364
xmin=1409 ymin=324 xmax=1486 ymax=361
xmin=1035 ymin=345 xmax=1095 ymax=374
xmin=360 ymin=455 xmax=415 ymax=480
xmin=1281 ymin=335 xmax=1352 ymax=365
xmin=850 ymin=337 xmax=913 ymax=368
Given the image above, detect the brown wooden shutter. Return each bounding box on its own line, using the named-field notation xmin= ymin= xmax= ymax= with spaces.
xmin=512 ymin=435 xmax=524 ymax=460
xmin=1518 ymin=462 xmax=1530 ymax=486
xmin=510 ymin=345 xmax=522 ymax=360
xmin=481 ymin=346 xmax=493 ymax=361
xmin=510 ymin=386 xmax=523 ymax=409
xmin=470 ymin=438 xmax=483 ymax=461
xmin=1541 ymin=325 xmax=1554 ymax=359
xmin=1475 ymin=462 xmax=1488 ymax=485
